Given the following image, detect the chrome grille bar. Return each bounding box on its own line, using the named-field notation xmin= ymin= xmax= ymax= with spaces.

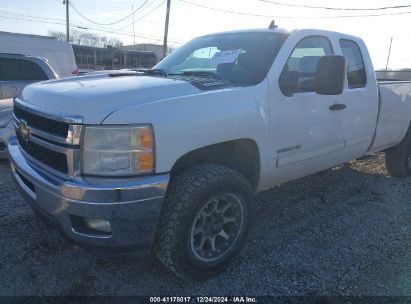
xmin=13 ymin=98 xmax=83 ymax=178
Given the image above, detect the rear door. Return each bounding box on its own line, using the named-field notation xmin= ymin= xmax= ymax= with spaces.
xmin=0 ymin=57 xmax=49 ymax=99
xmin=270 ymin=35 xmax=346 ymax=183
xmin=337 ymin=39 xmax=378 ymax=156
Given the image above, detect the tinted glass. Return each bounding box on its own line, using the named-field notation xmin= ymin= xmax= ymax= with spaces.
xmin=279 ymin=36 xmax=333 ymax=95
xmin=0 ymin=58 xmax=48 ymax=81
xmin=339 ymin=39 xmax=367 ymax=88
xmin=155 ymin=32 xmax=288 ymax=86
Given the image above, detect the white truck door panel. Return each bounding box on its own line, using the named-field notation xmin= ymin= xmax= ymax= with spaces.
xmin=337 ymin=39 xmax=378 ymax=157
xmin=370 ymin=82 xmax=411 ymax=152
xmin=272 ymin=92 xmax=346 ymax=183
xmin=270 ymin=35 xmax=346 ymax=183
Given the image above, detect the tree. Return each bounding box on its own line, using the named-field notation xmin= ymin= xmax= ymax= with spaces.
xmin=48 ymin=30 xmax=123 ymax=48
xmin=48 ymin=30 xmax=66 ymax=42
xmin=107 ymin=37 xmax=123 ymax=48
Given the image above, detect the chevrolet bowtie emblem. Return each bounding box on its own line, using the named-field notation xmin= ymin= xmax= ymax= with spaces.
xmin=18 ymin=119 xmax=30 ymax=143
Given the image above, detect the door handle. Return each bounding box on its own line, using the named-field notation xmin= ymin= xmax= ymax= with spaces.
xmin=329 ymin=103 xmax=346 ymax=111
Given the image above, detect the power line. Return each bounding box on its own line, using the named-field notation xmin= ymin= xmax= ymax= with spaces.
xmin=0 ymin=8 xmax=183 ymax=42
xmin=0 ymin=13 xmax=183 ymax=44
xmin=258 ymin=0 xmax=411 ymax=11
xmin=179 ymin=0 xmax=411 ymax=19
xmin=178 ymin=0 xmax=278 ymax=18
xmin=114 ymin=0 xmax=167 ymax=32
xmin=69 ymin=0 xmax=151 ymax=26
xmin=74 ymin=2 xmax=161 ymax=25
xmin=0 ymin=7 xmax=160 ymax=27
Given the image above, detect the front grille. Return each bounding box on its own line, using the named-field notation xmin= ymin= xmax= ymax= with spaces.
xmin=17 ymin=132 xmax=68 ymax=174
xmin=14 ymin=105 xmax=69 ymax=138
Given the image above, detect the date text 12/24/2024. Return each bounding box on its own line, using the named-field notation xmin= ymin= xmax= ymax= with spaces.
xmin=149 ymin=297 xmax=257 ymax=303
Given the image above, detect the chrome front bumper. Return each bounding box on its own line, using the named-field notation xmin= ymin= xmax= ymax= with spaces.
xmin=8 ymin=137 xmax=170 ymax=253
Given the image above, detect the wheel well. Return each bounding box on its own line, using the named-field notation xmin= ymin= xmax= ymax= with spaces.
xmin=171 ymin=139 xmax=260 ymax=191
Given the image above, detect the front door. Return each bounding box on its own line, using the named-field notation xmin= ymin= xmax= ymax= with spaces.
xmin=270 ymin=35 xmax=346 ymax=184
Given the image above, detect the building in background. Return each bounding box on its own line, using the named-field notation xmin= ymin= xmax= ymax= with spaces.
xmin=376 ymin=70 xmax=411 ymax=81
xmin=122 ymin=44 xmax=164 ymax=61
xmin=1 ymin=31 xmax=164 ymax=72
xmin=72 ymin=44 xmax=158 ymax=71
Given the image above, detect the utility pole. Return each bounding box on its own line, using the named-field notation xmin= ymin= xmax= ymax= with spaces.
xmin=385 ymin=37 xmax=393 ymax=73
xmin=63 ymin=0 xmax=70 ymax=42
xmin=132 ymin=4 xmax=136 ymax=45
xmin=162 ymin=0 xmax=171 ymax=59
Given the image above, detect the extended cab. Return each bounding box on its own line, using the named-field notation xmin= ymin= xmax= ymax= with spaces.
xmin=8 ymin=28 xmax=411 ymax=279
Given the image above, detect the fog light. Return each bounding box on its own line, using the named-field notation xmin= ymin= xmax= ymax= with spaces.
xmin=84 ymin=218 xmax=111 ymax=233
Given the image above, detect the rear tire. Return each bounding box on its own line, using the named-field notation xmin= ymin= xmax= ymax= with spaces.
xmin=385 ymin=126 xmax=411 ymax=177
xmin=154 ymin=164 xmax=254 ymax=280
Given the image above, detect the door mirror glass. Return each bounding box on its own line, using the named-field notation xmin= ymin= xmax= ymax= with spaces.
xmin=315 ymin=55 xmax=346 ymax=95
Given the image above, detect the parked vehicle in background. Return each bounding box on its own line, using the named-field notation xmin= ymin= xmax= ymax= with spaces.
xmin=0 ymin=31 xmax=78 ymax=78
xmin=8 ymin=27 xmax=411 ymax=280
xmin=0 ymin=53 xmax=58 ymax=156
xmin=0 ymin=53 xmax=58 ymax=99
xmin=0 ymin=98 xmax=13 ymax=158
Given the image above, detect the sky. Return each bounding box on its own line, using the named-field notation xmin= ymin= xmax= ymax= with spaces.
xmin=0 ymin=0 xmax=411 ymax=69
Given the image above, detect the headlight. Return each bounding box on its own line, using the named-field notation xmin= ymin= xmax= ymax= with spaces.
xmin=0 ymin=115 xmax=12 ymax=128
xmin=81 ymin=125 xmax=154 ymax=176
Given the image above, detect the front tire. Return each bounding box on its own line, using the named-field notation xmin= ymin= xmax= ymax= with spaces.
xmin=385 ymin=126 xmax=411 ymax=177
xmin=154 ymin=164 xmax=254 ymax=280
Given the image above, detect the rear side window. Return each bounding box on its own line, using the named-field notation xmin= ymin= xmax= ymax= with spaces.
xmin=279 ymin=36 xmax=333 ymax=95
xmin=339 ymin=39 xmax=367 ymax=88
xmin=0 ymin=58 xmax=48 ymax=81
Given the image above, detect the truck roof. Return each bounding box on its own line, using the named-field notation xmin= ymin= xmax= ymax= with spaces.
xmin=203 ymin=28 xmax=290 ymax=37
xmin=200 ymin=27 xmax=363 ymax=42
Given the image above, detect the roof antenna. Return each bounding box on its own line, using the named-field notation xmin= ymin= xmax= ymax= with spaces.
xmin=269 ymin=20 xmax=278 ymax=29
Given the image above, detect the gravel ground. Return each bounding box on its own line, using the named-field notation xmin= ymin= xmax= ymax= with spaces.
xmin=0 ymin=154 xmax=410 ymax=296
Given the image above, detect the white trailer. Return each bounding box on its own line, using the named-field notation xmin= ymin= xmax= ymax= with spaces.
xmin=0 ymin=31 xmax=77 ymax=78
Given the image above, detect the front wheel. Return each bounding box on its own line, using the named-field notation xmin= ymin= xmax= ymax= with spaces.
xmin=154 ymin=164 xmax=254 ymax=280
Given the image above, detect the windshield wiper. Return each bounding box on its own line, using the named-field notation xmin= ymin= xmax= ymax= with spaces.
xmin=169 ymin=70 xmax=224 ymax=80
xmin=145 ymin=68 xmax=168 ymax=77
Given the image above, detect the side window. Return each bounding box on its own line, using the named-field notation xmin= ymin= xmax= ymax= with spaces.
xmin=279 ymin=36 xmax=333 ymax=96
xmin=0 ymin=58 xmax=48 ymax=81
xmin=339 ymin=39 xmax=367 ymax=89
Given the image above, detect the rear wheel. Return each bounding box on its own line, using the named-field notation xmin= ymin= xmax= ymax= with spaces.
xmin=385 ymin=126 xmax=411 ymax=177
xmin=154 ymin=164 xmax=254 ymax=280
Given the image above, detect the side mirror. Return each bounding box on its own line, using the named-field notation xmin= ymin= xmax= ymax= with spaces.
xmin=279 ymin=70 xmax=299 ymax=97
xmin=315 ymin=55 xmax=346 ymax=95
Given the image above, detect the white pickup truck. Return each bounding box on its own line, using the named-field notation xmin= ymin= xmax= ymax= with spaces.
xmin=8 ymin=28 xmax=411 ymax=280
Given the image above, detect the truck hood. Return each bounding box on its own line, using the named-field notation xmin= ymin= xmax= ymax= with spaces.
xmin=21 ymin=75 xmax=202 ymax=124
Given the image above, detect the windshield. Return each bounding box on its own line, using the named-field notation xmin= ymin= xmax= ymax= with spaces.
xmin=154 ymin=32 xmax=288 ymax=86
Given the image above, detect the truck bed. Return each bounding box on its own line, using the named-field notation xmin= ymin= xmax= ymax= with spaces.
xmin=369 ymin=81 xmax=411 ymax=152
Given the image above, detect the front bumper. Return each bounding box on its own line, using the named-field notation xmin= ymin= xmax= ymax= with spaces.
xmin=8 ymin=137 xmax=170 ymax=255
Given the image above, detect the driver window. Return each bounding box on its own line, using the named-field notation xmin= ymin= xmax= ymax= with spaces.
xmin=279 ymin=36 xmax=333 ymax=96
xmin=169 ymin=47 xmax=219 ymax=74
